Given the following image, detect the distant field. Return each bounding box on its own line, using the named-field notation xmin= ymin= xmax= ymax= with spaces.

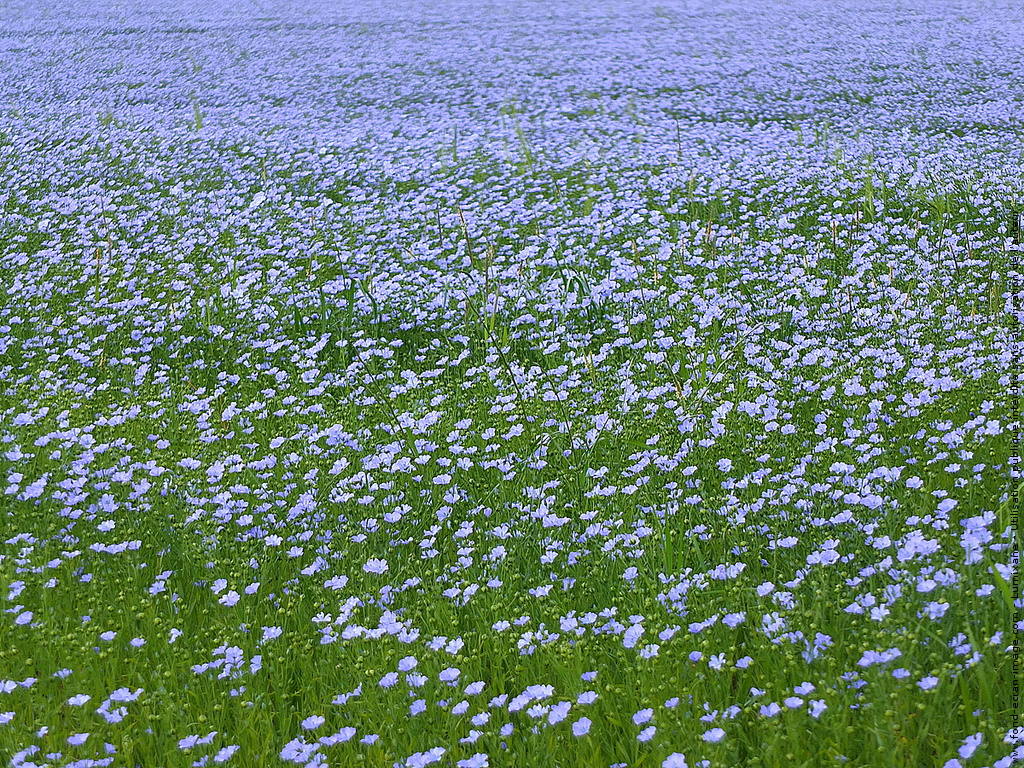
xmin=0 ymin=1 xmax=1020 ymax=766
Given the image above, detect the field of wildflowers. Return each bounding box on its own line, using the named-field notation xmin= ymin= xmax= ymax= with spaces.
xmin=0 ymin=0 xmax=1020 ymax=766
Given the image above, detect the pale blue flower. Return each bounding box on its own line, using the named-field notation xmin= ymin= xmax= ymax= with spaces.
xmin=959 ymin=733 xmax=983 ymax=759
xmin=301 ymin=715 xmax=325 ymax=730
xmin=214 ymin=745 xmax=240 ymax=763
xmin=572 ymin=717 xmax=591 ymax=736
xmin=548 ymin=701 xmax=571 ymax=724
xmin=633 ymin=708 xmax=654 ymax=725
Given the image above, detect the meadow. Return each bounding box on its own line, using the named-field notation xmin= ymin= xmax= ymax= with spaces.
xmin=0 ymin=0 xmax=1020 ymax=766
